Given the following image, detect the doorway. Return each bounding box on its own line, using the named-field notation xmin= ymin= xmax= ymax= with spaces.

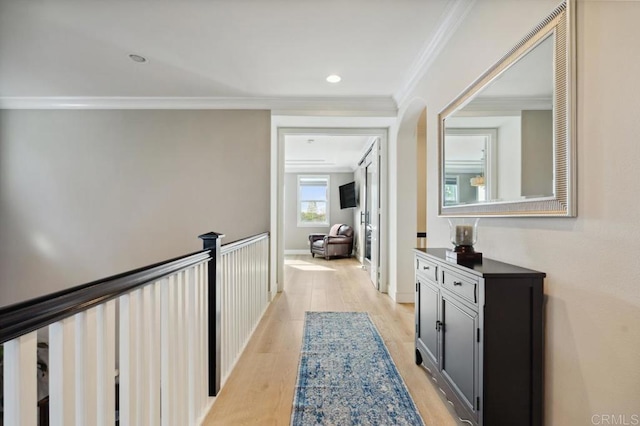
xmin=276 ymin=127 xmax=388 ymax=294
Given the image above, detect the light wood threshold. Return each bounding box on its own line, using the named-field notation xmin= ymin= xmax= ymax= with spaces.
xmin=202 ymin=255 xmax=462 ymax=426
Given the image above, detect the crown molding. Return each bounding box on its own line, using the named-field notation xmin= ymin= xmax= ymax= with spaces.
xmin=465 ymin=96 xmax=553 ymax=111
xmin=0 ymin=96 xmax=397 ymax=115
xmin=394 ymin=0 xmax=476 ymax=108
xmin=285 ymin=166 xmax=356 ymax=174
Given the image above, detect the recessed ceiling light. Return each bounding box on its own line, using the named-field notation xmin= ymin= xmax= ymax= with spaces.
xmin=326 ymin=74 xmax=341 ymax=83
xmin=129 ymin=54 xmax=147 ymax=63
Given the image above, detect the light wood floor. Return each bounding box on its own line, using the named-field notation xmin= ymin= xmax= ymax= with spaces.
xmin=202 ymin=255 xmax=461 ymax=425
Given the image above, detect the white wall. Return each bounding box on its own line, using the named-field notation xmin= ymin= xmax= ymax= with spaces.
xmin=401 ymin=0 xmax=640 ymax=422
xmin=0 ymin=109 xmax=270 ymax=307
xmin=283 ymin=172 xmax=355 ymax=251
xmin=393 ymin=102 xmax=420 ymax=302
xmin=416 ymin=108 xmax=427 ymax=241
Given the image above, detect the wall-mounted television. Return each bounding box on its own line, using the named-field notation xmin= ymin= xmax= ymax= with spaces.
xmin=339 ymin=181 xmax=357 ymax=209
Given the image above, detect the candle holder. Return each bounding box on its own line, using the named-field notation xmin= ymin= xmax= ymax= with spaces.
xmin=446 ymin=218 xmax=483 ymax=264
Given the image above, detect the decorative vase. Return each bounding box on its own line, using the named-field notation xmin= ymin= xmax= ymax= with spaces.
xmin=448 ymin=218 xmax=479 ymax=253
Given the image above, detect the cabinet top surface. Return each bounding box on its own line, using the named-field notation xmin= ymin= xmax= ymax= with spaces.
xmin=415 ymin=248 xmax=546 ymax=278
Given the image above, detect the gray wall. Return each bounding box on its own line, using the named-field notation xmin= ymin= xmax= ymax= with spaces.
xmin=404 ymin=0 xmax=640 ymax=422
xmin=456 ymin=172 xmax=478 ymax=204
xmin=284 ymin=172 xmax=355 ymax=251
xmin=0 ymin=109 xmax=270 ymax=307
xmin=521 ymin=109 xmax=553 ymax=197
xmin=496 ymin=115 xmax=521 ymax=200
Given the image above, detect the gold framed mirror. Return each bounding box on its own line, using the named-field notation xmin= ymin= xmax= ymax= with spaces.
xmin=438 ymin=0 xmax=575 ymax=217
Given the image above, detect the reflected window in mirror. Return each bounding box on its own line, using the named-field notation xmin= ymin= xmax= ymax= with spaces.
xmin=444 ymin=176 xmax=459 ymax=205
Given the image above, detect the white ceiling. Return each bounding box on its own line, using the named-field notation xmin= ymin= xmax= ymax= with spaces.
xmin=466 ymin=34 xmax=554 ymax=110
xmin=0 ymin=1 xmax=475 ymax=163
xmin=285 ymin=134 xmax=372 ymax=173
xmin=0 ymin=0 xmax=476 ymax=111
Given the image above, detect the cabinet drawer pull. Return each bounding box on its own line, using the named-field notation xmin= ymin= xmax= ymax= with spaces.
xmin=453 ymin=281 xmax=463 ymax=286
xmin=423 ymin=266 xmax=430 ymax=270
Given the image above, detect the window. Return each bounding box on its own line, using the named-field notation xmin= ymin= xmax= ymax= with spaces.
xmin=444 ymin=176 xmax=459 ymax=206
xmin=298 ymin=175 xmax=330 ymax=226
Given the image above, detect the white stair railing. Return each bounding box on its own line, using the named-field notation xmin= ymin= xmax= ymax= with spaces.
xmin=1 ymin=250 xmax=213 ymax=426
xmin=219 ymin=233 xmax=270 ymax=385
xmin=1 ymin=231 xmax=271 ymax=425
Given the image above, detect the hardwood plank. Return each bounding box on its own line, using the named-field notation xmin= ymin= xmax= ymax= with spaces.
xmin=202 ymin=255 xmax=462 ymax=426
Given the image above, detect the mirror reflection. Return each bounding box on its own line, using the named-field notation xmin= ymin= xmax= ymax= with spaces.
xmin=443 ymin=34 xmax=554 ymax=206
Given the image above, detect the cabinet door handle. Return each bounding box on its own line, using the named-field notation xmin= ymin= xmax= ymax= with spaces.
xmin=453 ymin=281 xmax=463 ymax=286
xmin=435 ymin=320 xmax=442 ymax=331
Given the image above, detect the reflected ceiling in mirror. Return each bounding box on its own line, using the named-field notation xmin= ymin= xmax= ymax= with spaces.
xmin=438 ymin=0 xmax=575 ymax=217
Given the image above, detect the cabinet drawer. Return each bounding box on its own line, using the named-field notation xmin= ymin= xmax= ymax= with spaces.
xmin=442 ymin=270 xmax=477 ymax=304
xmin=416 ymin=256 xmax=438 ymax=282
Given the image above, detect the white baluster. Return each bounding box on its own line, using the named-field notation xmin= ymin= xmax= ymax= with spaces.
xmin=230 ymin=252 xmax=234 ymax=379
xmin=149 ymin=282 xmax=161 ymax=425
xmin=201 ymin=262 xmax=208 ymax=408
xmin=160 ymin=277 xmax=172 ymax=426
xmin=235 ymin=251 xmax=241 ymax=365
xmin=73 ymin=312 xmax=85 ymax=425
xmin=137 ymin=286 xmax=151 ymax=426
xmin=75 ymin=308 xmax=98 ymax=424
xmin=250 ymin=244 xmax=255 ymax=328
xmin=3 ymin=332 xmax=37 ymax=426
xmin=201 ymin=261 xmax=208 ymax=408
xmin=253 ymin=243 xmax=258 ymax=326
xmin=49 ymin=317 xmax=76 ymax=426
xmin=222 ymin=255 xmax=229 ymax=380
xmin=176 ymin=271 xmax=186 ymax=424
xmin=119 ymin=290 xmax=140 ymax=426
xmin=118 ymin=294 xmax=130 ymax=426
xmin=96 ymin=301 xmax=116 ymax=426
xmin=184 ymin=269 xmax=192 ymax=420
xmin=243 ymin=246 xmax=248 ymax=342
xmin=196 ymin=263 xmax=207 ymax=412
xmin=132 ymin=290 xmax=141 ymax=425
xmin=194 ymin=264 xmax=202 ymax=412
xmin=186 ymin=266 xmax=196 ymax=423
xmin=203 ymin=263 xmax=209 ymax=402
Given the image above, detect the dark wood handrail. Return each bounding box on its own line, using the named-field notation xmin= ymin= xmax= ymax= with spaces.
xmin=0 ymin=249 xmax=211 ymax=344
xmin=0 ymin=230 xmax=268 ymax=397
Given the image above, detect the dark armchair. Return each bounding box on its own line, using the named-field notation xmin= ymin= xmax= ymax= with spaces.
xmin=309 ymin=224 xmax=354 ymax=260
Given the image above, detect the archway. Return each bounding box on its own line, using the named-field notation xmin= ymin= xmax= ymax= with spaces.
xmin=390 ymin=98 xmax=428 ymax=302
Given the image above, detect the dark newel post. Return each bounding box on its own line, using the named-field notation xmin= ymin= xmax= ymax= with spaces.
xmin=198 ymin=231 xmax=225 ymax=396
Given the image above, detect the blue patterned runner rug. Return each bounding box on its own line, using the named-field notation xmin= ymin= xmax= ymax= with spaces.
xmin=291 ymin=312 xmax=425 ymax=425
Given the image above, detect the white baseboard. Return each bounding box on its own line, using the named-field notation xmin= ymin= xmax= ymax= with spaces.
xmin=284 ymin=249 xmax=312 ymax=255
xmin=392 ymin=292 xmax=415 ymax=304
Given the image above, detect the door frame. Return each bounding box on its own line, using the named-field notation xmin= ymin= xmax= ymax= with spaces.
xmin=274 ymin=126 xmax=389 ymax=294
xmin=360 ymin=138 xmax=381 ymax=289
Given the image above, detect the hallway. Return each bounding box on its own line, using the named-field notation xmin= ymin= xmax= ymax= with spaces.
xmin=203 ymin=255 xmax=460 ymax=425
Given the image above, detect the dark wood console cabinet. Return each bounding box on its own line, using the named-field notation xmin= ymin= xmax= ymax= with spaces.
xmin=414 ymin=248 xmax=545 ymax=426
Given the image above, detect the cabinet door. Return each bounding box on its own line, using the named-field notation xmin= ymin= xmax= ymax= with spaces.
xmin=441 ymin=292 xmax=479 ymax=414
xmin=417 ymin=279 xmax=439 ymax=366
